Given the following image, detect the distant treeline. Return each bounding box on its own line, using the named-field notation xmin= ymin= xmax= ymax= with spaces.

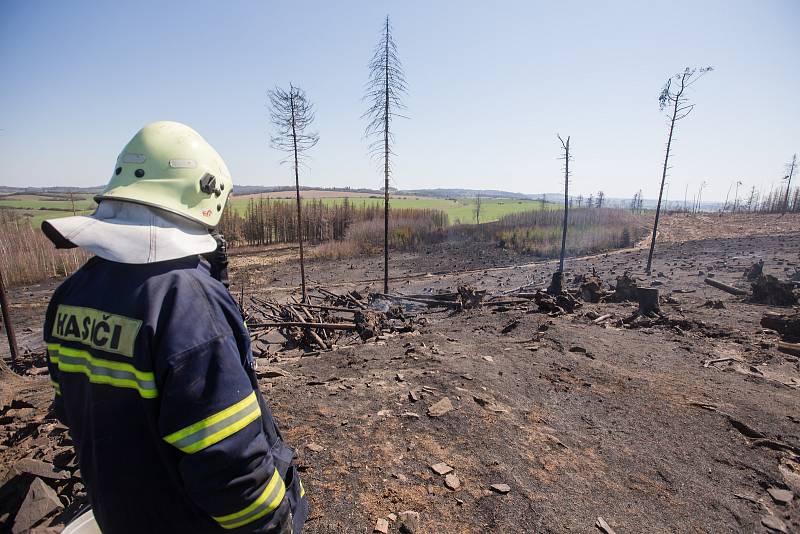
xmin=218 ymin=197 xmax=449 ymax=247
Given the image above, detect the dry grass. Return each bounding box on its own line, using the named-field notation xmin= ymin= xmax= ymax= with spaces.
xmin=490 ymin=208 xmax=647 ymax=256
xmin=311 ymin=207 xmax=647 ymax=261
xmin=310 ymin=212 xmax=448 ymax=259
xmin=0 ymin=214 xmax=90 ymax=287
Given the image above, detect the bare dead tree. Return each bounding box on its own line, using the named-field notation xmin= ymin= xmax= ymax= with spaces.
xmin=645 ymin=66 xmax=712 ymax=274
xmin=363 ymin=15 xmax=407 ymax=294
xmin=783 ymin=154 xmax=797 ymax=214
xmin=694 ymin=180 xmax=707 ymax=213
xmin=474 ymin=194 xmax=482 ymax=224
xmin=732 ymin=180 xmax=742 ymax=213
xmin=746 ymin=186 xmax=758 ymax=212
xmin=595 ymin=191 xmax=605 ymax=208
xmin=722 ymin=181 xmax=733 ymax=212
xmin=0 ymin=267 xmax=19 ymax=373
xmin=269 ymin=84 xmax=319 ymax=301
xmin=557 ymin=134 xmax=571 ymax=273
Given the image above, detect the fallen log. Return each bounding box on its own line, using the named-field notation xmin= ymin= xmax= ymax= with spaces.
xmin=379 ymin=293 xmax=462 ymax=309
xmin=248 ymin=321 xmax=357 ymax=331
xmin=484 ymin=299 xmax=531 ymax=307
xmin=704 ymin=277 xmax=748 ymax=296
xmin=777 ymin=341 xmax=800 ymax=357
xmin=405 ymin=292 xmax=459 ymax=300
xmin=593 ymin=313 xmax=613 ymax=324
xmin=761 ymin=312 xmax=800 ymax=341
xmin=295 ymin=303 xmax=359 ymax=314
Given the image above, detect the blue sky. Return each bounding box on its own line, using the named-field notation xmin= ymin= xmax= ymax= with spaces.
xmin=1 ymin=0 xmax=798 ymax=202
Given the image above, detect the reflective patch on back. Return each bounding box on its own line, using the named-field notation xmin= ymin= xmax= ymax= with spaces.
xmin=52 ymin=305 xmax=142 ymax=358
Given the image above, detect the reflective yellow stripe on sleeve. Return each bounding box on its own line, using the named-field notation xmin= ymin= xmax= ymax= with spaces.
xmin=51 ymin=381 xmax=61 ymax=396
xmin=47 ymin=343 xmax=157 ymax=399
xmin=213 ymin=468 xmax=286 ymax=530
xmin=163 ymin=391 xmax=261 ymax=454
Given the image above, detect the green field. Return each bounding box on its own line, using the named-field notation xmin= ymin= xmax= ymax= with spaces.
xmin=0 ymin=194 xmax=96 ymax=226
xmin=1 ymin=191 xmax=552 ymax=227
xmin=230 ymin=195 xmax=551 ymax=224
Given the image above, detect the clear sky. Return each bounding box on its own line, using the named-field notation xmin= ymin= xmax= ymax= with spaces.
xmin=1 ymin=0 xmax=798 ymax=202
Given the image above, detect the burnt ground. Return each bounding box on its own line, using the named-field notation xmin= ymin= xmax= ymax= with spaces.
xmin=1 ymin=212 xmax=799 ymax=533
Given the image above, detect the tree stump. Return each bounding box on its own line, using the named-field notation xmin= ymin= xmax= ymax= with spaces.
xmin=547 ymin=271 xmax=564 ymax=295
xmin=637 ymin=287 xmax=660 ymax=315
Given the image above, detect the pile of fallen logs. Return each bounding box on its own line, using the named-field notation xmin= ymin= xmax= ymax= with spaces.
xmin=245 ymin=288 xmax=415 ymax=353
xmin=382 ymin=283 xmax=584 ymax=316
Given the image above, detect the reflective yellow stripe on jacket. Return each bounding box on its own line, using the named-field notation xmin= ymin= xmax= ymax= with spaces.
xmin=46 ymin=343 xmax=157 ymax=399
xmin=162 ymin=391 xmax=261 ymax=454
xmin=213 ymin=468 xmax=286 ymax=530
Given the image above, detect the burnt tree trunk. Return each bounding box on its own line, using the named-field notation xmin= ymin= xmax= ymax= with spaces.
xmin=637 ymin=287 xmax=660 ymax=315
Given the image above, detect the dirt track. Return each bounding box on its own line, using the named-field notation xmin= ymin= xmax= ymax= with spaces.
xmin=2 ymin=213 xmax=799 ymax=533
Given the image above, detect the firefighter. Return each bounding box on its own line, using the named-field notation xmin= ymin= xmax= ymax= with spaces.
xmin=41 ymin=121 xmax=308 ymax=533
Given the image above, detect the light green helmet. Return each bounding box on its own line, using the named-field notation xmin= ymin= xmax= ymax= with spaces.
xmin=95 ymin=121 xmax=233 ymax=228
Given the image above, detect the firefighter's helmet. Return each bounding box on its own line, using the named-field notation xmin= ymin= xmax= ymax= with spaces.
xmin=96 ymin=121 xmax=233 ymax=228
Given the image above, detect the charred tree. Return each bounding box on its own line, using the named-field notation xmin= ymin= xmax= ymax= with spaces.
xmin=0 ymin=268 xmax=19 ymax=372
xmin=364 ymin=15 xmax=407 ymax=294
xmin=269 ymin=84 xmax=319 ymax=302
xmin=645 ymin=66 xmax=712 ymax=274
xmin=783 ymin=154 xmax=797 ymax=214
xmin=474 ymin=194 xmax=482 ymax=224
xmin=557 ymin=134 xmax=571 ymax=273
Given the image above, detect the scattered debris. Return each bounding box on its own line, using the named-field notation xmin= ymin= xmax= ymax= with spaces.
xmin=744 ymin=260 xmax=764 ymax=281
xmin=398 ymin=510 xmax=420 ymax=534
xmin=472 ymin=394 xmax=509 ymax=413
xmin=245 ymin=289 xmax=417 ymax=352
xmin=457 ymin=285 xmax=485 ymax=309
xmin=427 ymin=397 xmax=454 ymax=417
xmin=444 ymin=473 xmax=460 ymax=490
xmin=579 ymin=274 xmax=605 ymax=303
xmin=533 ymin=290 xmax=580 ymax=315
xmin=703 ymin=357 xmax=741 ymax=368
xmin=761 ymin=312 xmax=800 ymax=342
xmin=354 ymin=310 xmax=385 ymax=340
xmin=500 ymin=319 xmax=520 ymax=334
xmin=750 ymin=275 xmax=798 ymax=306
xmin=767 ymin=487 xmax=793 ymax=505
xmin=701 ymin=300 xmax=726 ymax=309
xmin=760 ymin=514 xmax=788 ymax=533
xmin=489 ymin=483 xmax=511 ymax=494
xmin=374 ymin=517 xmax=389 ymax=533
xmin=613 ymin=273 xmax=639 ymax=302
xmin=430 ymin=463 xmax=453 ymax=476
xmin=595 ymin=516 xmax=617 ymax=534
xmin=13 ymin=477 xmax=63 ymax=533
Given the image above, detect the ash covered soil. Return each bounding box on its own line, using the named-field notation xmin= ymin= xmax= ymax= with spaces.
xmin=2 ymin=213 xmax=799 ymax=534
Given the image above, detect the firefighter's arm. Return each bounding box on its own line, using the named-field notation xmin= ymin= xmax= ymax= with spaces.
xmin=158 ymin=335 xmax=291 ymax=533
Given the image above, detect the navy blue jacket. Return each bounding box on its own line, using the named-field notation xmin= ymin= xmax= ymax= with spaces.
xmin=44 ymin=256 xmax=308 ymax=533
